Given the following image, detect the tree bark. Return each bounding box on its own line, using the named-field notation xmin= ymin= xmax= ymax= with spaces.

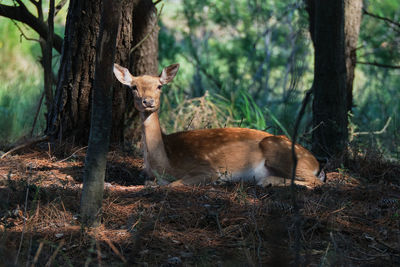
xmin=131 ymin=0 xmax=159 ymax=76
xmin=46 ymin=0 xmax=101 ymax=144
xmin=80 ymin=0 xmax=121 ymax=227
xmin=307 ymin=0 xmax=348 ymax=158
xmin=111 ymin=0 xmax=136 ymax=142
xmin=45 ymin=0 xmax=159 ymax=145
xmin=124 ymin=0 xmax=160 ymax=142
xmin=43 ymin=0 xmax=55 ymax=114
xmin=344 ymin=0 xmax=362 ymax=112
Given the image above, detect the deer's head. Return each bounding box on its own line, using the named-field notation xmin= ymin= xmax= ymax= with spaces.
xmin=113 ymin=63 xmax=179 ymax=113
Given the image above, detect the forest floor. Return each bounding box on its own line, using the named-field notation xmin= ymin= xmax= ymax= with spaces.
xmin=0 ymin=144 xmax=400 ymax=266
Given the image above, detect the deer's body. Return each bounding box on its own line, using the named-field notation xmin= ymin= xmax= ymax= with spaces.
xmin=114 ymin=63 xmax=323 ymax=187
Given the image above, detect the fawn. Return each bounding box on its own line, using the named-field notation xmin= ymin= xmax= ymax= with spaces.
xmin=113 ymin=63 xmax=323 ymax=187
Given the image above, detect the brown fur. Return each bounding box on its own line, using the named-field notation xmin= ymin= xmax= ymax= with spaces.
xmin=113 ymin=63 xmax=322 ymax=187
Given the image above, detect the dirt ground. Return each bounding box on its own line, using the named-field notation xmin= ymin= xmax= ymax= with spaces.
xmin=0 ymin=144 xmax=400 ymax=266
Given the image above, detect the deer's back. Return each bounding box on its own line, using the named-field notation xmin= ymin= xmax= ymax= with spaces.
xmin=163 ymin=128 xmax=273 ymax=177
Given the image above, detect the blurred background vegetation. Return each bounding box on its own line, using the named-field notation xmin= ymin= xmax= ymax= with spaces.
xmin=1 ymin=0 xmax=399 ymax=160
xmin=0 ymin=0 xmax=66 ymax=142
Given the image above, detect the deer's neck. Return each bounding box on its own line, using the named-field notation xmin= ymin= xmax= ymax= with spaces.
xmin=141 ymin=112 xmax=170 ymax=175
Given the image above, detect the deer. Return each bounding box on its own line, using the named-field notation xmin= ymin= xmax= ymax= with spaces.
xmin=113 ymin=63 xmax=324 ymax=187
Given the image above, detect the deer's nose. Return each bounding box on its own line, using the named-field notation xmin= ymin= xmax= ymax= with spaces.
xmin=142 ymin=98 xmax=155 ymax=107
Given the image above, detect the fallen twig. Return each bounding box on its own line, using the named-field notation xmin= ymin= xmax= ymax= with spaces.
xmin=1 ymin=136 xmax=49 ymax=159
xmin=31 ymin=241 xmax=44 ymax=267
xmin=15 ymin=178 xmax=32 ymax=265
xmin=57 ymin=146 xmax=88 ymax=163
xmin=102 ymin=233 xmax=127 ymax=263
xmin=45 ymin=239 xmax=65 ymax=267
xmin=95 ymin=240 xmax=102 ymax=267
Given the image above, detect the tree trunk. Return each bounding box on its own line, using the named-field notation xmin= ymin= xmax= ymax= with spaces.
xmin=46 ymin=0 xmax=159 ymax=145
xmin=46 ymin=0 xmax=101 ymax=144
xmin=344 ymin=0 xmax=362 ymax=112
xmin=43 ymin=0 xmax=55 ymax=116
xmin=111 ymin=0 xmax=136 ymax=142
xmin=125 ymin=0 xmax=160 ymax=142
xmin=307 ymin=0 xmax=348 ymax=158
xmin=80 ymin=0 xmax=121 ymax=227
xmin=131 ymin=0 xmax=159 ymax=76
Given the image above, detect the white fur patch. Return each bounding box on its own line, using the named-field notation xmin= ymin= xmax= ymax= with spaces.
xmin=219 ymin=161 xmax=270 ymax=184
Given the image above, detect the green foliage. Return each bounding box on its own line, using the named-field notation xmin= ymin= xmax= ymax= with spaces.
xmin=0 ymin=17 xmax=44 ymax=144
xmin=360 ymin=1 xmax=400 ymax=64
xmin=0 ymin=0 xmax=67 ymax=144
xmin=0 ymin=0 xmax=399 ymax=160
xmin=355 ymin=0 xmax=400 ymax=159
xmin=158 ymin=0 xmax=400 ymax=159
xmin=159 ymin=0 xmax=313 ymax=140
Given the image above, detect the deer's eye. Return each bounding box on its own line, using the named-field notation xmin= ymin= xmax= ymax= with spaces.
xmin=157 ymin=85 xmax=162 ymax=90
xmin=131 ymin=85 xmax=138 ymax=91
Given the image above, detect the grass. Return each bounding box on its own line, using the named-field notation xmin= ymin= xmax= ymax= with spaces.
xmin=160 ymin=87 xmax=294 ymax=135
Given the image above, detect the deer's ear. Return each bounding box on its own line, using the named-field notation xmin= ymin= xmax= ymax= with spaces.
xmin=113 ymin=63 xmax=133 ymax=85
xmin=160 ymin=63 xmax=180 ymax=84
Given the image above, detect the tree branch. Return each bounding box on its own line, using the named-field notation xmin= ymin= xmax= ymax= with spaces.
xmin=357 ymin=61 xmax=400 ymax=69
xmin=28 ymin=0 xmax=43 ymax=20
xmin=354 ymin=117 xmax=392 ymax=136
xmin=0 ymin=3 xmax=63 ymax=53
xmin=11 ymin=19 xmax=41 ymax=43
xmin=1 ymin=136 xmax=49 ymax=159
xmin=363 ymin=9 xmax=400 ymax=28
xmin=54 ymin=0 xmax=68 ymax=17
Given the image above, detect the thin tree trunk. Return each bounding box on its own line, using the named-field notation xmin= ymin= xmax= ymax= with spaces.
xmin=112 ymin=0 xmax=136 ymax=142
xmin=80 ymin=0 xmax=121 ymax=227
xmin=124 ymin=0 xmax=159 ymax=142
xmin=131 ymin=0 xmax=159 ymax=76
xmin=344 ymin=0 xmax=362 ymax=112
xmin=43 ymin=0 xmax=55 ymax=114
